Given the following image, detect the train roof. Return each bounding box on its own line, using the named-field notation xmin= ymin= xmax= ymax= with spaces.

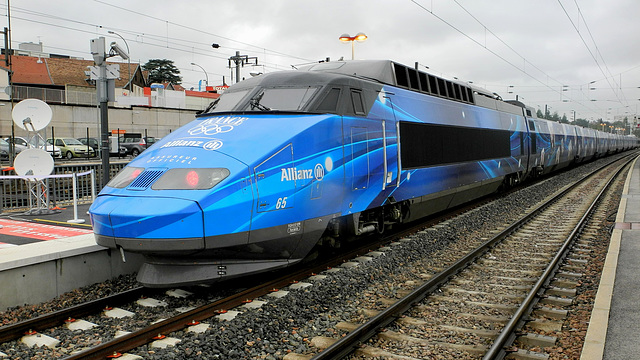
xmin=208 ymin=59 xmax=527 ymax=118
xmin=300 ymin=60 xmax=522 ymax=114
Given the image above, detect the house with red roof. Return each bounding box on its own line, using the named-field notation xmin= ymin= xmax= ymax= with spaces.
xmin=0 ymin=43 xmax=219 ymax=109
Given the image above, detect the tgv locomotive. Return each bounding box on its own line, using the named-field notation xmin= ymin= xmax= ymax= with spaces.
xmin=89 ymin=60 xmax=637 ymax=287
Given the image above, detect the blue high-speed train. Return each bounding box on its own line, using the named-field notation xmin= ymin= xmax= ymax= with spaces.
xmin=89 ymin=60 xmax=637 ymax=287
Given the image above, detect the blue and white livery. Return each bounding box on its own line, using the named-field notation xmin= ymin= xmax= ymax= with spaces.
xmin=89 ymin=60 xmax=637 ymax=287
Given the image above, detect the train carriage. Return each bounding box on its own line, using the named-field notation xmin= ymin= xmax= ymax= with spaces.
xmin=89 ymin=60 xmax=637 ymax=287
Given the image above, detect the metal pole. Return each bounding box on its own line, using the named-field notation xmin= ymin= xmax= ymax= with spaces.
xmin=99 ymin=64 xmax=110 ymax=188
xmin=351 ymin=41 xmax=354 ymax=60
xmin=90 ymin=169 xmax=96 ymax=202
xmin=190 ymin=62 xmax=208 ymax=88
xmin=235 ymin=51 xmax=241 ymax=84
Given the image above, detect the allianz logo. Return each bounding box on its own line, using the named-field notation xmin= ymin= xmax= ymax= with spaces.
xmin=281 ymin=164 xmax=325 ymax=182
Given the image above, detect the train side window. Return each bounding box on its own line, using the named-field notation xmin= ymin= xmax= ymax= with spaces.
xmin=407 ymin=68 xmax=420 ymax=91
xmin=437 ymin=78 xmax=447 ymax=97
xmin=528 ymin=120 xmax=536 ymax=131
xmin=428 ymin=75 xmax=439 ymax=96
xmin=350 ymin=89 xmax=366 ymax=115
xmin=394 ymin=63 xmax=409 ymax=87
xmin=419 ymin=72 xmax=429 ymax=93
xmin=460 ymin=86 xmax=468 ymax=102
xmin=445 ymin=81 xmax=455 ymax=100
xmin=399 ymin=121 xmax=510 ymax=168
xmin=316 ymin=88 xmax=341 ymax=113
xmin=453 ymin=84 xmax=462 ymax=100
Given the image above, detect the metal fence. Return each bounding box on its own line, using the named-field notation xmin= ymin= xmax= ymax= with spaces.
xmin=0 ymin=161 xmax=127 ymax=212
xmin=10 ymin=85 xmax=208 ymax=110
xmin=12 ymin=85 xmax=67 ymax=104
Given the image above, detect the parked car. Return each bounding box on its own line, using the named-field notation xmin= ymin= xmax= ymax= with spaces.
xmin=78 ymin=137 xmax=127 ymax=156
xmin=1 ymin=137 xmax=28 ymax=157
xmin=119 ymin=136 xmax=158 ymax=157
xmin=77 ymin=137 xmax=100 ymax=151
xmin=5 ymin=136 xmax=61 ymax=158
xmin=47 ymin=138 xmax=96 ymax=159
xmin=0 ymin=138 xmax=20 ymax=160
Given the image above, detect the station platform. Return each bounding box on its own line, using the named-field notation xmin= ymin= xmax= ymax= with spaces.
xmin=581 ymin=155 xmax=640 ymax=360
xmin=0 ymin=203 xmax=142 ymax=310
xmin=0 ymin=203 xmax=93 ymax=247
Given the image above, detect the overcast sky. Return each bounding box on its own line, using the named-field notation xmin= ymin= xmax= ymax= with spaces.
xmin=3 ymin=0 xmax=640 ymax=123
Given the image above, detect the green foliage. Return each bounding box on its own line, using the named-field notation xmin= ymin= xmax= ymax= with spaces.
xmin=143 ymin=59 xmax=182 ymax=85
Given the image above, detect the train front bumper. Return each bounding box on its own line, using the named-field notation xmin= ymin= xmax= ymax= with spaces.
xmin=90 ymin=195 xmax=205 ymax=252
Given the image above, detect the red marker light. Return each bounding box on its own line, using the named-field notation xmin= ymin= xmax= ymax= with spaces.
xmin=186 ymin=170 xmax=199 ymax=188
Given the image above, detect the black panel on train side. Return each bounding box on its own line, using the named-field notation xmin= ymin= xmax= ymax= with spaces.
xmin=400 ymin=121 xmax=511 ymax=168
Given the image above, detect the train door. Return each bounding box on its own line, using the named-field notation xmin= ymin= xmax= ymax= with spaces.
xmin=381 ymin=95 xmax=399 ymax=191
xmin=347 ymin=126 xmax=370 ymax=191
xmin=254 ymin=143 xmax=295 ymax=213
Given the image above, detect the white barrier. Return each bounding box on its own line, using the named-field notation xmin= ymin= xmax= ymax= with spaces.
xmin=0 ymin=170 xmax=95 ymax=223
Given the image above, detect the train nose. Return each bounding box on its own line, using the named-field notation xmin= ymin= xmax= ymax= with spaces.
xmin=90 ymin=195 xmax=205 ymax=251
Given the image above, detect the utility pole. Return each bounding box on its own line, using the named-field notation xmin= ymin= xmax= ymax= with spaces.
xmin=228 ymin=51 xmax=258 ymax=84
xmin=90 ymin=37 xmax=110 ymax=188
xmin=90 ymin=37 xmax=126 ymax=187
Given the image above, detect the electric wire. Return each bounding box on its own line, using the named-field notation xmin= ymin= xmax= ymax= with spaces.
xmin=410 ymin=0 xmax=602 ymax=118
xmin=556 ymin=0 xmax=624 ymax=105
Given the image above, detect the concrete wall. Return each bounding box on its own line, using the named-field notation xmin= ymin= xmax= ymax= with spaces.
xmin=0 ymin=100 xmax=200 ymax=139
xmin=0 ymin=234 xmax=144 ymax=310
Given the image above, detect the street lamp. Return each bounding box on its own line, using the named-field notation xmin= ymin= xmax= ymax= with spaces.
xmin=107 ymin=31 xmax=132 ymax=92
xmin=339 ymin=32 xmax=367 ymax=60
xmin=190 ymin=62 xmax=209 ymax=90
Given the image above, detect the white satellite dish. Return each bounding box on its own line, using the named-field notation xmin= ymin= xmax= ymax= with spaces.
xmin=14 ymin=148 xmax=54 ymax=177
xmin=12 ymin=98 xmax=53 ymax=132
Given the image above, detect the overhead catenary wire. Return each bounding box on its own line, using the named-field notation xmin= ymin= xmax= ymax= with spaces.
xmin=556 ymin=0 xmax=625 ymax=106
xmin=410 ymin=0 xmax=604 ymax=118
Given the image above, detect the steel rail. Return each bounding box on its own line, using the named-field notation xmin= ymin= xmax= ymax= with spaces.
xmin=61 ymin=239 xmax=405 ymax=360
xmin=0 ymin=287 xmax=145 ymax=343
xmin=482 ymin=155 xmax=635 ymax=360
xmin=311 ymin=154 xmax=635 ymax=360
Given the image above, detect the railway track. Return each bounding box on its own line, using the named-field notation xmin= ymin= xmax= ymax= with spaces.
xmin=306 ymin=156 xmax=633 ymax=360
xmin=0 ymin=154 xmax=633 ymax=359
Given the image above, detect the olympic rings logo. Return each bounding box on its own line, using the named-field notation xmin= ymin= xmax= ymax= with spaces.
xmin=188 ymin=123 xmax=235 ymax=136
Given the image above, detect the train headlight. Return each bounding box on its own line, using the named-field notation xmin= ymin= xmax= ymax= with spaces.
xmin=106 ymin=167 xmax=144 ymax=188
xmin=152 ymin=168 xmax=230 ymax=190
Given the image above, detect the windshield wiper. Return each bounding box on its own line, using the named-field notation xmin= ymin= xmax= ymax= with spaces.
xmin=249 ymin=92 xmax=271 ymax=111
xmin=200 ymin=98 xmax=219 ymax=114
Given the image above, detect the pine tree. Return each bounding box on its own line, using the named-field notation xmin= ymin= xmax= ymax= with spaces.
xmin=143 ymin=59 xmax=182 ymax=85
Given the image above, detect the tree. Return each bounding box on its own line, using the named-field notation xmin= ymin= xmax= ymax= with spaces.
xmin=143 ymin=59 xmax=182 ymax=85
xmin=560 ymin=114 xmax=568 ymax=123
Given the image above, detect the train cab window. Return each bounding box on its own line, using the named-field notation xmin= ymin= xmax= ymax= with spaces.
xmin=244 ymin=86 xmax=320 ymax=111
xmin=206 ymin=89 xmax=250 ymax=111
xmin=315 ymin=88 xmax=341 ymax=113
xmin=351 ymin=89 xmax=366 ymax=115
